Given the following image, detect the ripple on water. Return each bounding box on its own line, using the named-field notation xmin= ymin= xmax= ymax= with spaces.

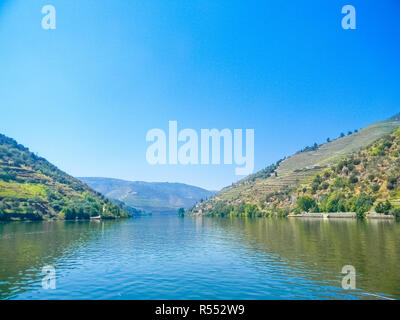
xmin=1 ymin=216 xmax=399 ymax=300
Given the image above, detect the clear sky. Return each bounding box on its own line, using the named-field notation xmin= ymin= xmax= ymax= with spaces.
xmin=1 ymin=0 xmax=399 ymax=190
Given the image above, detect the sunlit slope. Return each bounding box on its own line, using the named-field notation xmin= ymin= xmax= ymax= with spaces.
xmin=214 ymin=114 xmax=400 ymax=204
xmin=0 ymin=134 xmax=129 ymax=221
xmin=278 ymin=117 xmax=400 ymax=175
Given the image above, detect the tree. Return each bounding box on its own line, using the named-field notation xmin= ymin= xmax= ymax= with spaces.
xmin=63 ymin=207 xmax=76 ymax=220
xmin=327 ymin=138 xmax=331 ymax=143
xmin=244 ymin=204 xmax=261 ymax=217
xmin=326 ymin=197 xmax=339 ymax=212
xmin=375 ymin=202 xmax=384 ymax=213
xmin=296 ymin=196 xmax=317 ymax=213
xmin=383 ymin=200 xmax=392 ymax=215
xmin=352 ymin=194 xmax=374 ymax=217
xmin=178 ymin=208 xmax=185 ymax=216
xmin=340 ymin=132 xmax=345 ymax=138
xmin=211 ymin=201 xmax=234 ymax=217
xmin=235 ymin=202 xmax=246 ymax=215
xmin=392 ymin=208 xmax=400 ymax=219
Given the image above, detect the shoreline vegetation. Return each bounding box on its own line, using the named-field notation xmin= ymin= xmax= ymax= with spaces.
xmin=288 ymin=212 xmax=394 ymax=219
xmin=189 ymin=115 xmax=400 ymax=222
xmin=185 ymin=206 xmax=399 ymax=219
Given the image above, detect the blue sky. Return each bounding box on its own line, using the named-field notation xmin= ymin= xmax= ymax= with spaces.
xmin=1 ymin=0 xmax=399 ymax=190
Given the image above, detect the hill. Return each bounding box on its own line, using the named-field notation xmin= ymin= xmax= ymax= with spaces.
xmin=0 ymin=134 xmax=129 ymax=221
xmin=79 ymin=177 xmax=215 ymax=214
xmin=191 ymin=114 xmax=400 ymax=218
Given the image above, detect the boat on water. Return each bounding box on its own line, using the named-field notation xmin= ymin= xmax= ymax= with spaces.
xmin=90 ymin=216 xmax=102 ymax=220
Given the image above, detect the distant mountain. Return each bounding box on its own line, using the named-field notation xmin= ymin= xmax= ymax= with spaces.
xmin=79 ymin=177 xmax=215 ymax=214
xmin=192 ymin=113 xmax=400 ymax=218
xmin=0 ymin=134 xmax=129 ymax=221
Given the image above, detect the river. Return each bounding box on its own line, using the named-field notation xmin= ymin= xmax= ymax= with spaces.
xmin=0 ymin=215 xmax=399 ymax=299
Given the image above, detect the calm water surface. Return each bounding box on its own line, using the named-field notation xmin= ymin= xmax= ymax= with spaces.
xmin=0 ymin=215 xmax=399 ymax=300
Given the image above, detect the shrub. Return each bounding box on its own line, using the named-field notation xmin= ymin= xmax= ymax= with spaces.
xmin=335 ymin=161 xmax=345 ymax=173
xmin=321 ymin=182 xmax=329 ymax=190
xmin=356 ymin=211 xmax=366 ymax=219
xmin=387 ymin=176 xmax=397 ymax=190
xmin=349 ymin=175 xmax=358 ymax=184
xmin=277 ymin=208 xmax=290 ymax=217
xmin=323 ymin=171 xmax=331 ymax=179
xmin=371 ymin=147 xmax=383 ymax=156
xmin=371 ymin=183 xmax=380 ymax=192
xmin=313 ymin=175 xmax=322 ymax=185
xmin=333 ymin=177 xmax=348 ymax=189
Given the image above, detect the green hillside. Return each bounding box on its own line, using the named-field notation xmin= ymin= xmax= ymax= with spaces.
xmin=192 ymin=114 xmax=400 ymax=218
xmin=79 ymin=177 xmax=215 ymax=214
xmin=0 ymin=134 xmax=129 ymax=221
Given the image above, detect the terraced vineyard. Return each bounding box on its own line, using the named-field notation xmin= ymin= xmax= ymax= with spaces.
xmin=192 ymin=114 xmax=400 ymax=217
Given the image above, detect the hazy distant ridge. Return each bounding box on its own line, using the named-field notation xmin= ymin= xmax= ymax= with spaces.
xmin=79 ymin=177 xmax=215 ymax=214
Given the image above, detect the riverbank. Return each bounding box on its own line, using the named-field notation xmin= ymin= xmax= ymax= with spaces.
xmin=288 ymin=212 xmax=395 ymax=219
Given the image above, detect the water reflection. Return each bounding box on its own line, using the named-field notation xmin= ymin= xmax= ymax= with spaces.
xmin=205 ymin=217 xmax=400 ymax=299
xmin=1 ymin=216 xmax=399 ymax=299
xmin=0 ymin=220 xmax=116 ymax=299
